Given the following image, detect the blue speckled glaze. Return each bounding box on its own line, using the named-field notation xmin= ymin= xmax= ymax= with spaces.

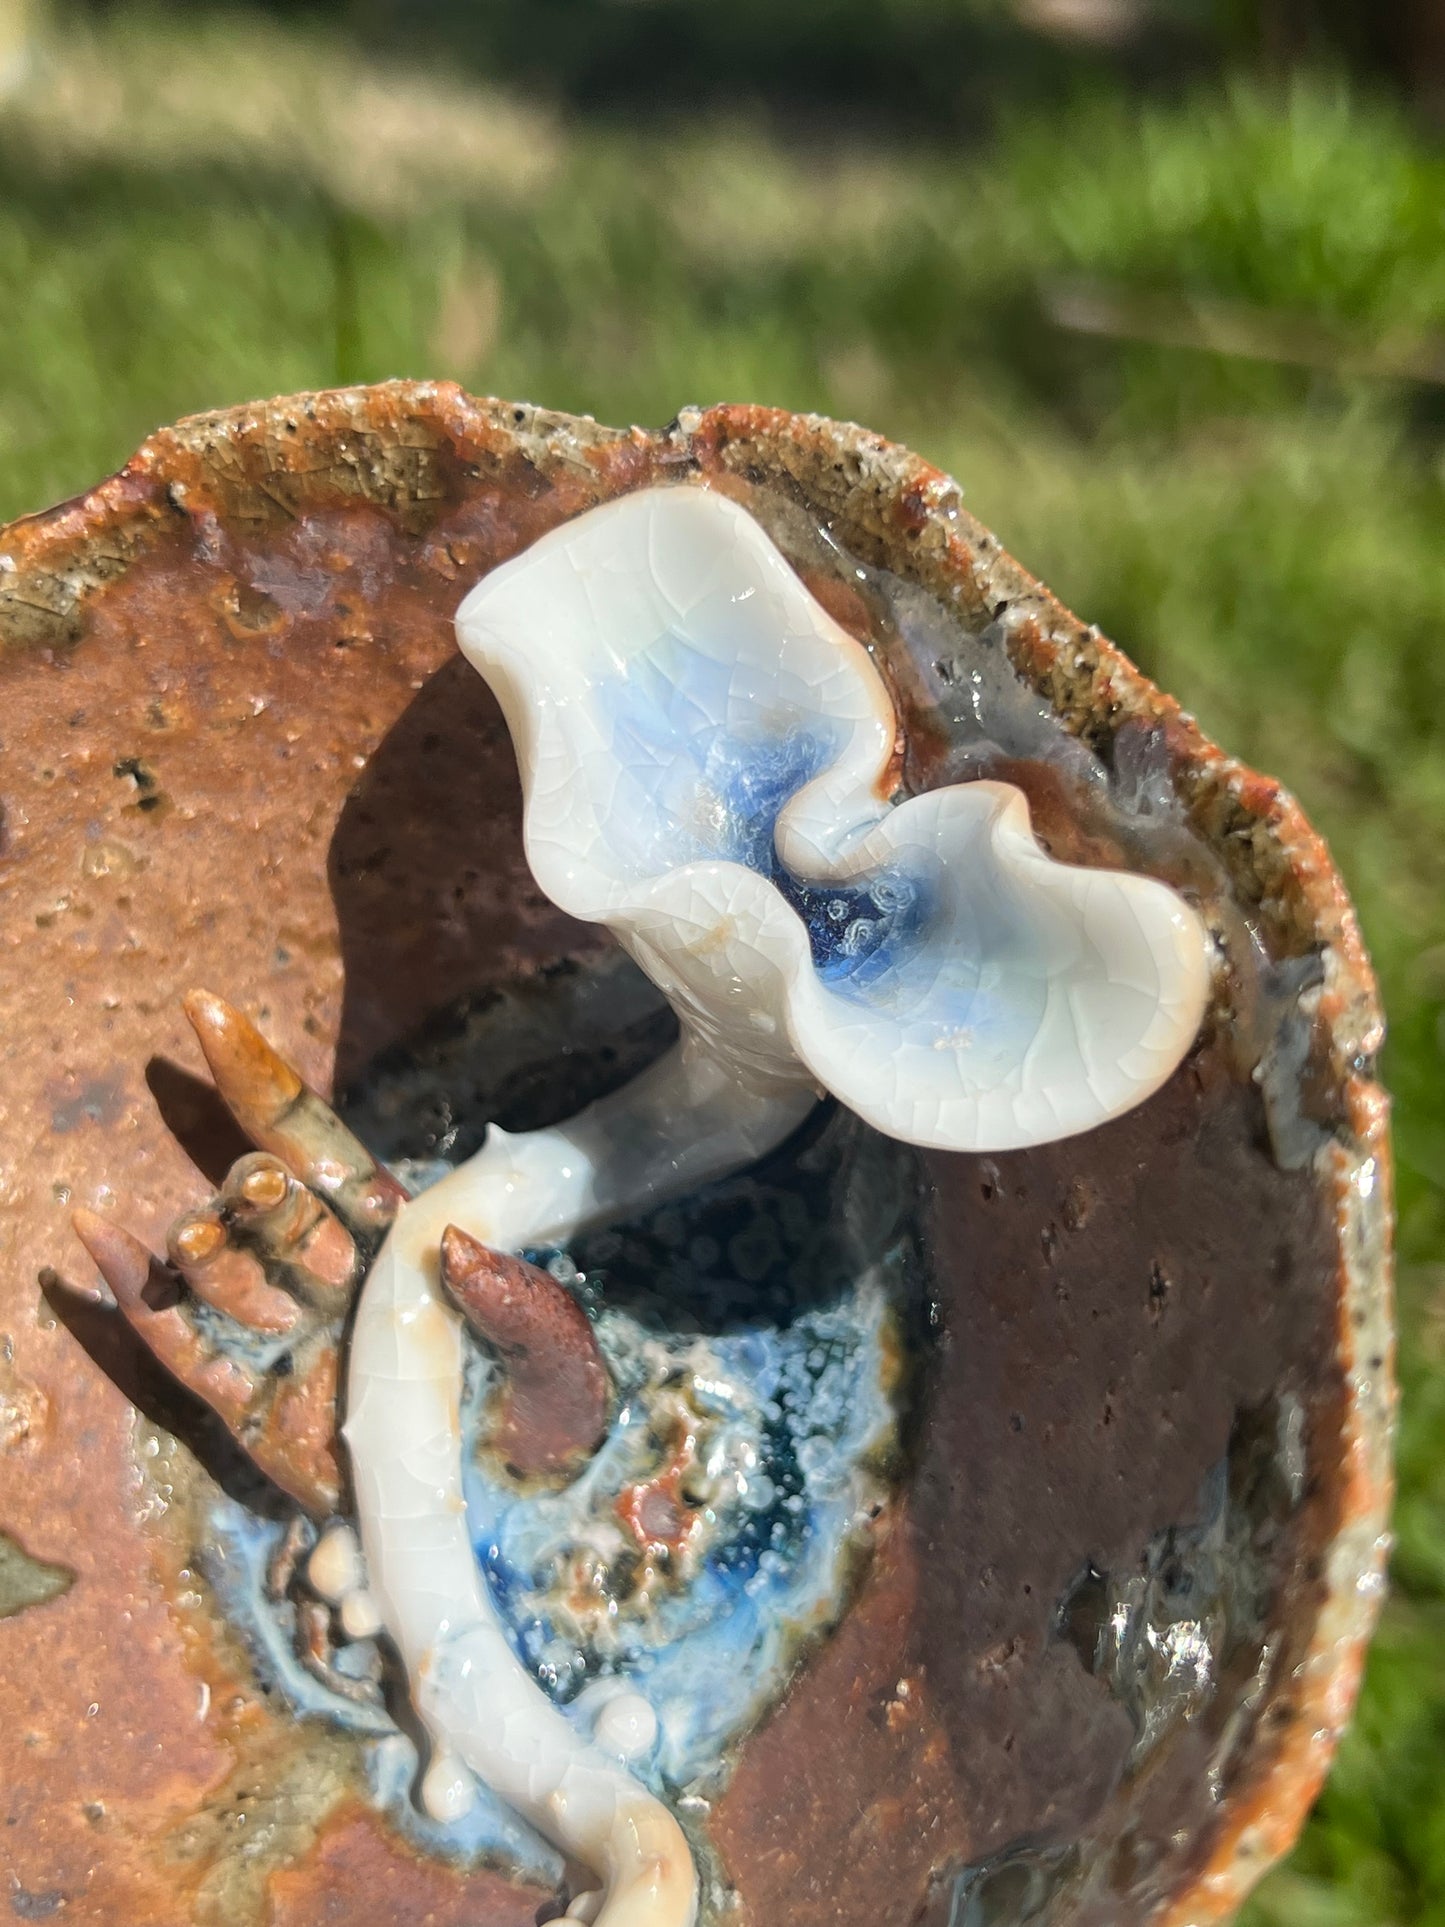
xmin=598 ymin=638 xmax=929 ymax=989
xmin=468 ymin=1291 xmax=892 ymax=1785
xmin=203 ymin=1104 xmax=926 ymax=1862
xmin=467 ymin=1106 xmax=920 ymax=1794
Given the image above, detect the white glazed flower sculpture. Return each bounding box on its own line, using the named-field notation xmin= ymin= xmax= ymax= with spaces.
xmin=339 ymin=483 xmax=1214 ymax=1927
xmin=456 ymin=484 xmax=1210 ymax=1147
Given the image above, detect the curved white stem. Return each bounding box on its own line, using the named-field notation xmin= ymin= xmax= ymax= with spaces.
xmin=343 ymin=1041 xmax=816 ymax=1927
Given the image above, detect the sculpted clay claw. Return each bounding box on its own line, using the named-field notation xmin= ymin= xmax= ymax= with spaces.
xmin=72 ymin=1202 xmax=344 ymax=1519
xmin=183 ymin=990 xmax=407 ymax=1238
xmin=72 ymin=996 xmax=407 ymax=1529
xmin=438 ymin=1224 xmax=612 ymax=1480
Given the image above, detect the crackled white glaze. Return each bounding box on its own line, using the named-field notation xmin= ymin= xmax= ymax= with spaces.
xmin=344 ymin=483 xmax=1213 ymax=1927
xmin=456 ymin=485 xmax=1211 ymax=1147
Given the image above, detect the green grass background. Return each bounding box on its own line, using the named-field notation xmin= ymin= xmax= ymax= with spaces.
xmin=2 ymin=5 xmax=1442 ymax=1918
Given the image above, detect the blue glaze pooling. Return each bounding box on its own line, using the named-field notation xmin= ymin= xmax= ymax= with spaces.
xmin=203 ymin=1106 xmax=925 ymax=1844
xmin=778 ymin=865 xmax=926 ymax=988
xmin=200 ymin=1503 xmax=563 ymax=1878
xmin=462 ymin=1105 xmax=922 ymax=1795
xmin=599 ymin=639 xmax=929 ymax=988
xmin=466 ymin=1282 xmax=893 ymax=1787
xmin=596 ymin=638 xmax=835 ymax=879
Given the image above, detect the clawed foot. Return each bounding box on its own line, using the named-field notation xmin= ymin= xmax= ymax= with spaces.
xmin=65 ymin=987 xmax=625 ymax=1730
xmin=67 ymin=984 xmax=616 ymax=1525
xmin=70 ymin=990 xmax=405 ymax=1518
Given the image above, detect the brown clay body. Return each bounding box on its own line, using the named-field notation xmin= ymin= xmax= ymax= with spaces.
xmin=0 ymin=387 xmax=1390 ymax=1926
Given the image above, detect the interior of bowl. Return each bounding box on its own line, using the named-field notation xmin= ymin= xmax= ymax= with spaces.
xmin=0 ymin=385 xmax=1391 ymax=1927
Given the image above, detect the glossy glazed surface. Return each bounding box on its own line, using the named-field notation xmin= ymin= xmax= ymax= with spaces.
xmin=0 ymin=389 xmax=1390 ymax=1927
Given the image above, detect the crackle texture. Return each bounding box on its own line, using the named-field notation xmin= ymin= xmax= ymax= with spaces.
xmin=455 ymin=483 xmax=1210 ymax=1151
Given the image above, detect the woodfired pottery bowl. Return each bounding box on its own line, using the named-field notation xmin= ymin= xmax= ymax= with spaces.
xmin=0 ymin=387 xmax=1392 ymax=1927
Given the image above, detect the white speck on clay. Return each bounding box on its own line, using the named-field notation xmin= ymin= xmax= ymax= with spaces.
xmin=308 ymin=1521 xmax=365 ymax=1605
xmin=339 ymin=1587 xmax=384 ymax=1641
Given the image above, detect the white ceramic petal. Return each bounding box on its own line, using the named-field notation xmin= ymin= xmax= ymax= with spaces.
xmin=457 ymin=485 xmax=1212 ymax=1148
xmin=457 ymin=485 xmax=895 ymax=918
xmin=780 ymin=782 xmax=1211 ymax=1148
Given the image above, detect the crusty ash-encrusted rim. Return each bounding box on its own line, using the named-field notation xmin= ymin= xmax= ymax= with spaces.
xmin=0 ymin=381 xmax=1394 ymax=1923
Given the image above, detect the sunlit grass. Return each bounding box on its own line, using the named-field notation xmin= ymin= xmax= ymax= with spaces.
xmin=1 ymin=12 xmax=1442 ymax=1919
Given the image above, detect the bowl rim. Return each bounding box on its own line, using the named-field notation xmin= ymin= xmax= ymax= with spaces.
xmin=0 ymin=380 xmax=1395 ymax=1924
